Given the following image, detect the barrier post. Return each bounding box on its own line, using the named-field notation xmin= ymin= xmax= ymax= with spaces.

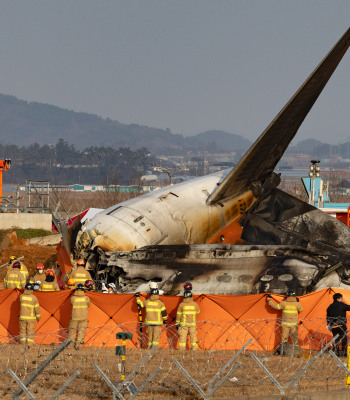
xmin=116 ymin=332 xmax=133 ymax=381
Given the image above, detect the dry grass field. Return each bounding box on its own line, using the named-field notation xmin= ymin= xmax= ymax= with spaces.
xmin=0 ymin=342 xmax=347 ymax=399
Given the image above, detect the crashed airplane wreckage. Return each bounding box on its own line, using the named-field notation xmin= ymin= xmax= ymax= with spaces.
xmin=66 ymin=28 xmax=350 ymax=295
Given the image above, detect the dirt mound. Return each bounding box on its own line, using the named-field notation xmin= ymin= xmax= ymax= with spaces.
xmin=0 ymin=231 xmax=58 ymax=289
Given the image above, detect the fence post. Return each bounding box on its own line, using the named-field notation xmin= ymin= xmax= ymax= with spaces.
xmin=207 ymin=338 xmax=252 ymax=392
xmin=93 ymin=364 xmax=125 ymax=400
xmin=250 ymin=354 xmax=284 ymax=394
xmin=12 ymin=339 xmax=73 ymax=400
xmin=283 ymin=334 xmax=339 ymax=391
xmin=173 ymin=359 xmax=208 ymax=400
xmin=49 ymin=371 xmax=81 ymax=400
xmin=7 ymin=369 xmax=36 ymax=400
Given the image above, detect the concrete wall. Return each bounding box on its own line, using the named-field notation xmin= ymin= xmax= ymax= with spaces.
xmin=0 ymin=213 xmax=52 ymax=230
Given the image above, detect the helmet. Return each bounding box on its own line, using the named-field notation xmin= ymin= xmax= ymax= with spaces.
xmin=107 ymin=283 xmax=116 ymax=289
xmin=184 ymin=290 xmax=192 ymax=298
xmin=76 ymin=283 xmax=85 ymax=291
xmin=85 ymin=280 xmax=94 ymax=289
xmin=287 ymin=289 xmax=296 ymax=297
xmin=46 ymin=269 xmax=55 ymax=277
xmin=9 ymin=256 xmax=17 ymax=263
xmin=77 ymin=259 xmax=85 ymax=266
xmin=12 ymin=261 xmax=21 ymax=269
xmin=149 ymin=281 xmax=158 ymax=289
xmin=183 ymin=282 xmax=192 ymax=291
xmin=25 ymin=283 xmax=34 ymax=290
xmin=36 ymin=263 xmax=44 ymax=270
xmin=150 ymin=288 xmax=159 ymax=295
xmin=68 ymin=278 xmax=76 ymax=286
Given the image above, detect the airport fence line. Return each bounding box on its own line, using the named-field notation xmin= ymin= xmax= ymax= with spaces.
xmin=0 ymin=319 xmax=349 ymax=399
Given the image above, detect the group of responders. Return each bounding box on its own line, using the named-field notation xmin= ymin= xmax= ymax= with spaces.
xmin=5 ymin=257 xmax=350 ymax=355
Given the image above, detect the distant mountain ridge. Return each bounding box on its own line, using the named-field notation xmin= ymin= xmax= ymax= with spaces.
xmin=0 ymin=93 xmax=334 ymax=156
xmin=0 ymin=94 xmax=253 ymax=155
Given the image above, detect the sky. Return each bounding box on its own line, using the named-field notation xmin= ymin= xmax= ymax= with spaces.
xmin=0 ymin=1 xmax=349 ymax=144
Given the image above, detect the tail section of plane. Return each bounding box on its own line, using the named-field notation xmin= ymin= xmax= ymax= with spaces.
xmin=208 ymin=28 xmax=350 ymax=205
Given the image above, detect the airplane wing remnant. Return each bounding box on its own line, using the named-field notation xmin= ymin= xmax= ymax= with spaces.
xmin=208 ymin=27 xmax=350 ymax=205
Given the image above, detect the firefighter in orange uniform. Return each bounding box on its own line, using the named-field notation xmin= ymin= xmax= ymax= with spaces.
xmin=69 ymin=283 xmax=91 ymax=350
xmin=136 ymin=288 xmax=167 ymax=348
xmin=39 ymin=270 xmax=60 ymax=291
xmin=19 ymin=283 xmax=41 ymax=349
xmin=176 ymin=290 xmax=200 ymax=350
xmin=4 ymin=261 xmax=26 ymax=289
xmin=267 ymin=289 xmax=303 ymax=352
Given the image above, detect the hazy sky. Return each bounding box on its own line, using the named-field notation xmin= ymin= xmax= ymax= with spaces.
xmin=0 ymin=1 xmax=349 ymax=144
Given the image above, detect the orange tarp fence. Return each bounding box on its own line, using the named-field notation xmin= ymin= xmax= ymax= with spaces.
xmin=0 ymin=287 xmax=348 ymax=350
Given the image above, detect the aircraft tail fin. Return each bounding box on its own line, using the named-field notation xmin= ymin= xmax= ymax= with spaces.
xmin=208 ymin=28 xmax=350 ymax=205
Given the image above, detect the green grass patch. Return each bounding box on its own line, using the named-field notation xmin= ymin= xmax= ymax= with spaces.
xmin=0 ymin=228 xmax=53 ymax=242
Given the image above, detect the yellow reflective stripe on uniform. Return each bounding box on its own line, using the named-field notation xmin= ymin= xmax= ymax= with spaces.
xmin=72 ymin=306 xmax=88 ymax=309
xmin=283 ymin=310 xmax=298 ymax=314
xmin=21 ymin=304 xmax=36 ymax=308
xmin=145 ymin=320 xmax=162 ymax=324
xmin=282 ymin=321 xmax=298 ymax=326
xmin=20 ymin=316 xmax=37 ymax=320
xmin=276 ymin=304 xmax=282 ymax=310
xmin=145 ymin=308 xmax=162 ymax=312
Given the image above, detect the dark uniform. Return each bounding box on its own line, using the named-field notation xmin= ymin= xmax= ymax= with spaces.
xmin=327 ymin=297 xmax=350 ymax=357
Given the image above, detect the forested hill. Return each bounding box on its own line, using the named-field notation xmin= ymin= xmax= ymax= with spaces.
xmin=0 ymin=94 xmax=251 ymax=155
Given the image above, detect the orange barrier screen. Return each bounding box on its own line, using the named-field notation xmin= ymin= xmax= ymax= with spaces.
xmin=0 ymin=287 xmax=348 ymax=350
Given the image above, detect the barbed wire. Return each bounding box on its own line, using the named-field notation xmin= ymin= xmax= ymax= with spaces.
xmin=0 ymin=319 xmax=346 ymax=399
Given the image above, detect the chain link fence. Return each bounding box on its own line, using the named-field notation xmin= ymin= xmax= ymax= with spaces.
xmin=0 ymin=319 xmax=347 ymax=399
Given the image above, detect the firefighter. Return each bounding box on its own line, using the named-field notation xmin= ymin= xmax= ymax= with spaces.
xmin=67 ymin=259 xmax=92 ymax=285
xmin=136 ymin=288 xmax=167 ymax=348
xmin=84 ymin=279 xmax=95 ymax=291
xmin=69 ymin=283 xmax=91 ymax=350
xmin=29 ymin=263 xmax=46 ymax=285
xmin=67 ymin=278 xmax=77 ymax=290
xmin=267 ymin=290 xmax=303 ymax=353
xmin=8 ymin=256 xmax=29 ymax=282
xmin=183 ymin=282 xmax=192 ymax=292
xmin=176 ymin=290 xmax=200 ymax=350
xmin=39 ymin=270 xmax=60 ymax=291
xmin=4 ymin=261 xmax=26 ymax=289
xmin=149 ymin=281 xmax=164 ymax=295
xmin=19 ymin=283 xmax=41 ymax=349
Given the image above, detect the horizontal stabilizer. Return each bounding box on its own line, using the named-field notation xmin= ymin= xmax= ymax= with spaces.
xmin=208 ymin=28 xmax=350 ymax=205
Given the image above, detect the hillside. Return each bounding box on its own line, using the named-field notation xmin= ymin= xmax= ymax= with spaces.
xmin=0 ymin=94 xmax=252 ymax=155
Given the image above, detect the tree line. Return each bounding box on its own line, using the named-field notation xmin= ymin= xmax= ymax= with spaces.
xmin=0 ymin=139 xmax=154 ymax=186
